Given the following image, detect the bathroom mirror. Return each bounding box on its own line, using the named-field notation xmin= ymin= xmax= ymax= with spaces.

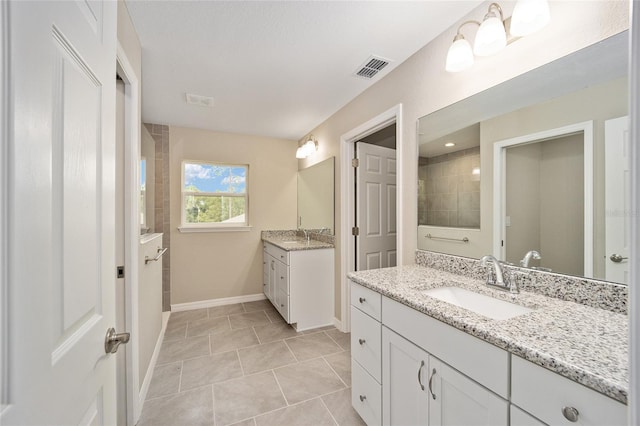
xmin=297 ymin=157 xmax=335 ymax=234
xmin=417 ymin=31 xmax=628 ymax=284
xmin=141 ymin=124 xmax=156 ymax=234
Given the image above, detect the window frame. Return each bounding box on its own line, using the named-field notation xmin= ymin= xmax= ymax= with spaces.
xmin=179 ymin=160 xmax=250 ymax=232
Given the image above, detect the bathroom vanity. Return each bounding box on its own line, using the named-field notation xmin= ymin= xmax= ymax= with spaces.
xmin=348 ymin=258 xmax=628 ymax=426
xmin=262 ymin=231 xmax=335 ymax=331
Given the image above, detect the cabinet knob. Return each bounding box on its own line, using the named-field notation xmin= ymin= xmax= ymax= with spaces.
xmin=281 ymin=276 xmax=284 ymax=279
xmin=562 ymin=406 xmax=579 ymax=422
xmin=358 ymin=338 xmax=366 ymax=345
xmin=359 ymin=395 xmax=366 ymax=402
xmin=359 ymin=297 xmax=366 ymax=303
xmin=280 ymin=304 xmax=284 ymax=308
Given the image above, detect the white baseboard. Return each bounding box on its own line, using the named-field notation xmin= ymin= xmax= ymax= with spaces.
xmin=171 ymin=293 xmax=266 ymax=312
xmin=137 ymin=311 xmax=170 ymax=416
xmin=333 ymin=317 xmax=345 ymax=332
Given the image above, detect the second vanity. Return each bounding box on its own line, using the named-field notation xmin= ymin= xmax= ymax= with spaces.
xmin=262 ymin=231 xmax=335 ymax=331
xmin=348 ymin=260 xmax=628 ymax=426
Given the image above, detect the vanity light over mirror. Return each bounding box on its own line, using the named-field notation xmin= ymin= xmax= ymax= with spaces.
xmin=297 ymin=157 xmax=335 ymax=234
xmin=418 ymin=31 xmax=629 ymax=284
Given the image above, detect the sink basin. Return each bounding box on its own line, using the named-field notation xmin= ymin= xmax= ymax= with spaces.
xmin=281 ymin=240 xmax=304 ymax=244
xmin=423 ymin=287 xmax=534 ymax=320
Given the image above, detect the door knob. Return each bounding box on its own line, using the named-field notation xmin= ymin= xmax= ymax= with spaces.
xmin=105 ymin=327 xmax=130 ymax=354
xmin=610 ymin=254 xmax=628 ymax=263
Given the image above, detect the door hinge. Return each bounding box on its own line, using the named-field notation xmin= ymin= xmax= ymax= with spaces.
xmin=352 ymin=226 xmax=360 ymax=236
xmin=352 ymin=158 xmax=359 ymax=168
xmin=116 ymin=266 xmax=125 ymax=279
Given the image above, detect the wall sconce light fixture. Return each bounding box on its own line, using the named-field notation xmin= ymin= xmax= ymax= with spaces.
xmin=445 ymin=0 xmax=550 ymax=73
xmin=296 ymin=135 xmax=318 ymax=159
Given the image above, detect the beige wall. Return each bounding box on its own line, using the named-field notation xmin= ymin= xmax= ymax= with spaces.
xmin=170 ymin=126 xmax=297 ymax=304
xmin=297 ymin=1 xmax=628 ymax=319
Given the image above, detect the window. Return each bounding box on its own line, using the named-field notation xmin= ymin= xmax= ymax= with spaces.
xmin=180 ymin=161 xmax=249 ymax=231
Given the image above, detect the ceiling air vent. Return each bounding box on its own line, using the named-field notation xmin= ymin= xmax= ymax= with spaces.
xmin=354 ymin=55 xmax=391 ymax=79
xmin=185 ymin=93 xmax=215 ymax=107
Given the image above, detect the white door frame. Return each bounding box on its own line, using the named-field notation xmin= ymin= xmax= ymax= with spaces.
xmin=492 ymin=121 xmax=594 ymax=277
xmin=116 ymin=43 xmax=141 ymax=425
xmin=340 ymin=104 xmax=403 ymax=332
xmin=0 ymin=0 xmax=8 ymax=412
xmin=629 ymin=1 xmax=639 ymax=424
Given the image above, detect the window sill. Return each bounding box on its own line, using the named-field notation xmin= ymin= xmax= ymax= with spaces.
xmin=178 ymin=225 xmax=253 ymax=233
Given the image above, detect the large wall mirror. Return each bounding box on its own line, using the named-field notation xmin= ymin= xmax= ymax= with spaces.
xmin=417 ymin=31 xmax=629 ymax=284
xmin=298 ymin=157 xmax=335 ymax=234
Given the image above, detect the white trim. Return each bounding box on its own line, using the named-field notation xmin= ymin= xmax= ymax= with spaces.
xmin=116 ymin=42 xmax=141 ymax=426
xmin=492 ymin=121 xmax=594 ymax=277
xmin=332 ymin=317 xmax=343 ymax=332
xmin=629 ymin=1 xmax=639 ymax=423
xmin=137 ymin=312 xmax=169 ymax=414
xmin=178 ymin=225 xmax=252 ymax=233
xmin=0 ymin=0 xmax=8 ymax=412
xmin=170 ymin=293 xmax=266 ymax=312
xmin=340 ymin=104 xmax=403 ymax=333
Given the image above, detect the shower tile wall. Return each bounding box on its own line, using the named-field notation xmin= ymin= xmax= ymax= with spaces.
xmin=418 ymin=146 xmax=480 ymax=228
xmin=146 ymin=123 xmax=171 ymax=311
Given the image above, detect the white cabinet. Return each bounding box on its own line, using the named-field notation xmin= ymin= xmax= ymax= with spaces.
xmin=428 ymin=356 xmax=508 ymax=425
xmin=382 ymin=326 xmax=507 ymax=426
xmin=511 ymin=356 xmax=627 ymax=425
xmin=262 ymin=242 xmax=334 ymax=331
xmin=382 ymin=327 xmax=429 ymax=426
xmin=511 ymin=405 xmax=546 ymax=426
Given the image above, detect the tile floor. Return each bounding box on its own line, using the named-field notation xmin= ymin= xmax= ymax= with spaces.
xmin=138 ymin=299 xmax=366 ymax=426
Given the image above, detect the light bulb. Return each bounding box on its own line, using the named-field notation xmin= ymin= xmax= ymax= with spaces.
xmin=303 ymin=140 xmax=316 ymax=156
xmin=445 ymin=36 xmax=474 ymax=73
xmin=510 ymin=0 xmax=550 ymax=37
xmin=474 ymin=13 xmax=506 ymax=57
xmin=296 ymin=146 xmax=306 ymax=159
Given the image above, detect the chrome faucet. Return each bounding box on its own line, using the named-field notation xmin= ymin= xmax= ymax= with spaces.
xmin=299 ymin=228 xmax=310 ymax=242
xmin=520 ymin=250 xmax=541 ymax=268
xmin=480 ymin=255 xmax=518 ymax=294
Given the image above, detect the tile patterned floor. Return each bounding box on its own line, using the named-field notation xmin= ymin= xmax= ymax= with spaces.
xmin=138 ymin=300 xmax=365 ymax=426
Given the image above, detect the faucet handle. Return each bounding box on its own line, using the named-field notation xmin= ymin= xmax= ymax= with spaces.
xmin=486 ymin=268 xmax=496 ymax=286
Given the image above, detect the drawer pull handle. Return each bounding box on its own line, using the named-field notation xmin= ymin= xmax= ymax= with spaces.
xmin=359 ymin=297 xmax=366 ymax=303
xmin=562 ymin=406 xmax=579 ymax=422
xmin=418 ymin=360 xmax=425 ymax=390
xmin=358 ymin=338 xmax=366 ymax=345
xmin=359 ymin=395 xmax=366 ymax=402
xmin=428 ymin=368 xmax=436 ymax=400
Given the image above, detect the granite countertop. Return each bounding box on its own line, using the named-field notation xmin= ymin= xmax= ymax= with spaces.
xmin=262 ymin=235 xmax=334 ymax=251
xmin=347 ymin=265 xmax=628 ymax=404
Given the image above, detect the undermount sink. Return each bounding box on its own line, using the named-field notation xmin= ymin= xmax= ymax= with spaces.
xmin=281 ymin=240 xmax=303 ymax=244
xmin=424 ymin=286 xmax=534 ymax=321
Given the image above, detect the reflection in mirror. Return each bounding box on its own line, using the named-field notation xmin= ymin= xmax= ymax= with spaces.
xmin=417 ymin=31 xmax=628 ymax=284
xmin=141 ymin=124 xmax=155 ymax=234
xmin=418 ymin=124 xmax=480 ymax=228
xmin=297 ymin=157 xmax=335 ymax=234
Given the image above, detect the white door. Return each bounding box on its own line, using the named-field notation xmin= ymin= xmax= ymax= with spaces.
xmin=605 ymin=116 xmax=630 ymax=284
xmin=429 ymin=357 xmax=508 ymax=426
xmin=382 ymin=327 xmax=429 ymax=426
xmin=356 ymin=142 xmax=397 ymax=270
xmin=3 ymin=2 xmax=119 ymax=424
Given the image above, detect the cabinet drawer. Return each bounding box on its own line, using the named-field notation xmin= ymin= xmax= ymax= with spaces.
xmin=382 ymin=296 xmax=509 ymax=398
xmin=511 ymin=356 xmax=626 ymax=425
xmin=352 ymin=359 xmax=381 ymax=426
xmin=351 ymin=306 xmax=381 ymax=382
xmin=351 ymin=282 xmax=381 ymax=321
xmin=264 ymin=242 xmax=289 ymax=265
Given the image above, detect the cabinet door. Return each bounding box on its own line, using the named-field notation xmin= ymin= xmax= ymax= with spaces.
xmin=267 ymin=255 xmax=277 ymax=302
xmin=511 ymin=405 xmax=546 ymax=426
xmin=382 ymin=327 xmax=429 ymax=426
xmin=263 ymin=250 xmax=270 ymax=298
xmin=429 ymin=357 xmax=508 ymax=426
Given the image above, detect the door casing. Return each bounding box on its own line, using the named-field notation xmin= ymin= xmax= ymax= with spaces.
xmin=339 ymin=104 xmax=403 ymax=332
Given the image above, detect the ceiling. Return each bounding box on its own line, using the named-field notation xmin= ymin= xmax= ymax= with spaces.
xmin=125 ymin=1 xmax=482 ymax=141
